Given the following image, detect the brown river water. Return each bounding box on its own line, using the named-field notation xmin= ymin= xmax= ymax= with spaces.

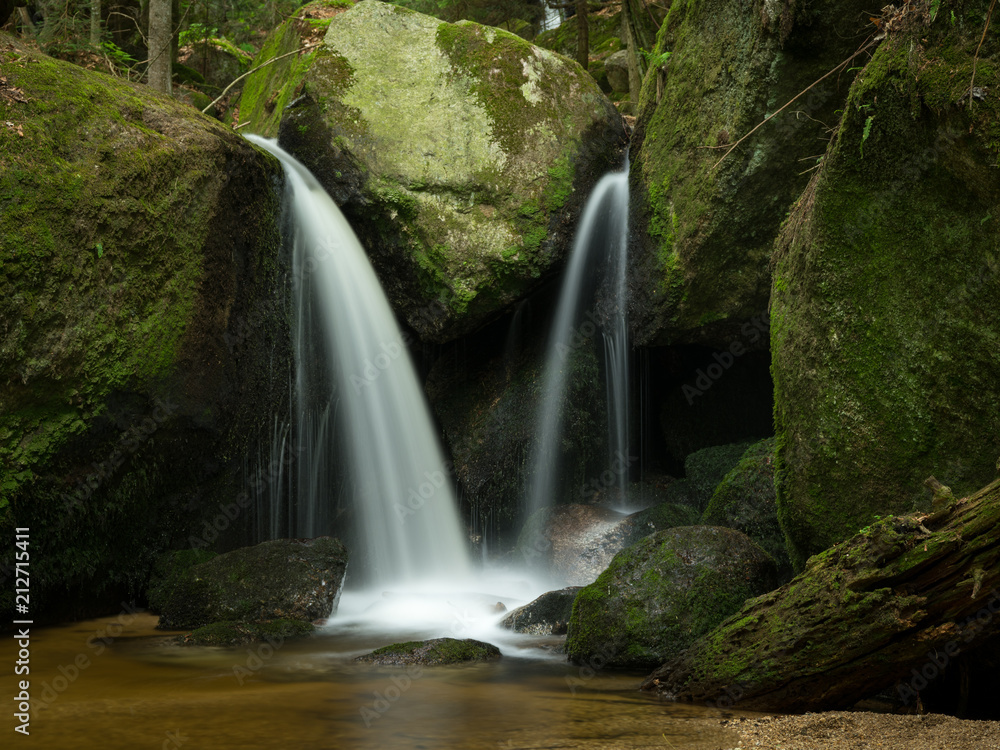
xmin=3 ymin=611 xmax=750 ymax=749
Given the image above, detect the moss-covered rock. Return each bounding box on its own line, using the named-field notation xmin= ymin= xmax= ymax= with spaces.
xmin=355 ymin=637 xmax=501 ymax=665
xmin=665 ymin=441 xmax=756 ymax=513
xmin=240 ymin=0 xmax=625 ymax=342
xmin=641 ymin=478 xmax=1000 ymax=713
xmin=150 ymin=537 xmax=348 ymax=629
xmin=620 ymin=501 xmax=700 ymax=541
xmin=702 ymin=438 xmax=790 ymax=578
xmin=565 ymin=525 xmax=778 ymax=669
xmin=629 ymin=0 xmax=872 ymax=346
xmin=181 ymin=617 xmax=314 ymax=646
xmin=771 ymin=5 xmax=1000 ymax=569
xmin=0 ymin=34 xmax=289 ymax=622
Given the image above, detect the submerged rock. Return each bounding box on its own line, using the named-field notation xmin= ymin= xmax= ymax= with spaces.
xmin=566 ymin=526 xmax=778 ymax=669
xmin=0 ymin=34 xmax=288 ymax=623
xmin=771 ymin=9 xmax=1000 ymax=568
xmin=500 ymin=587 xmax=581 ymax=636
xmin=148 ymin=537 xmax=348 ymax=630
xmin=181 ymin=618 xmax=314 ymax=647
xmin=628 ymin=0 xmax=871 ymax=346
xmin=356 ymin=638 xmax=501 ymax=666
xmin=240 ymin=0 xmax=624 ymax=342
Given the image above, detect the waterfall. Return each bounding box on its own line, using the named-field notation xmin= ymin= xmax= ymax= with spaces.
xmin=247 ymin=135 xmax=471 ymax=587
xmin=526 ymin=166 xmax=630 ymax=519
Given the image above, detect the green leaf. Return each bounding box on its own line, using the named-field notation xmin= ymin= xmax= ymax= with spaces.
xmin=860 ymin=115 xmax=874 ymax=157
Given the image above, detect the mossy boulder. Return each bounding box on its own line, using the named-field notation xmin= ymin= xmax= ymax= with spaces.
xmin=565 ymin=526 xmax=778 ymax=669
xmin=500 ymin=586 xmax=581 ymax=635
xmin=771 ymin=6 xmax=1000 ymax=569
xmin=629 ymin=0 xmax=871 ymax=346
xmin=661 ymin=441 xmax=757 ymax=513
xmin=0 ymin=35 xmax=288 ymax=622
xmin=355 ymin=638 xmax=501 ymax=666
xmin=618 ymin=501 xmax=699 ymax=543
xmin=239 ymin=0 xmax=624 ymax=343
xmin=702 ymin=438 xmax=790 ymax=579
xmin=149 ymin=537 xmax=348 ymax=629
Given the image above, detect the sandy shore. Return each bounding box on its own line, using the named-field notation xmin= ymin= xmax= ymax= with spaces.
xmin=719 ymin=711 xmax=1000 ymax=750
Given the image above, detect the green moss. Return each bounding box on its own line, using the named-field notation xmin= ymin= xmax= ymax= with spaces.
xmin=772 ymin=21 xmax=1000 ymax=568
xmin=565 ymin=526 xmax=777 ymax=668
xmin=358 ymin=637 xmax=501 ymax=665
xmin=183 ymin=618 xmax=314 ymax=646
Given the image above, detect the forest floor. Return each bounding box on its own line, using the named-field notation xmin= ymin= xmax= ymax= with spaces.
xmin=717 ymin=710 xmax=1000 ymax=749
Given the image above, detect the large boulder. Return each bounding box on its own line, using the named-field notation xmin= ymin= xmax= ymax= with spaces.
xmin=566 ymin=526 xmax=778 ymax=669
xmin=239 ymin=0 xmax=624 ymax=342
xmin=628 ymin=0 xmax=871 ymax=346
xmin=0 ymin=35 xmax=288 ymax=623
xmin=771 ymin=6 xmax=1000 ymax=568
xmin=148 ymin=537 xmax=348 ymax=629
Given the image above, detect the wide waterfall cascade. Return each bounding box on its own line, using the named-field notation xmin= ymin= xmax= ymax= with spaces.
xmin=247 ymin=136 xmax=471 ymax=588
xmin=526 ymin=167 xmax=630 ymax=519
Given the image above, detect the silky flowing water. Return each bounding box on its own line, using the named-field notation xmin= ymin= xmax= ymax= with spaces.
xmin=2 ymin=613 xmax=746 ymax=749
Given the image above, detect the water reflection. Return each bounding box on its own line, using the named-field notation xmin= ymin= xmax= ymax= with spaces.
xmin=1 ymin=613 xmax=745 ymax=749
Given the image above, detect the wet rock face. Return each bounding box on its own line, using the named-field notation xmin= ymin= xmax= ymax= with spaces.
xmin=500 ymin=587 xmax=582 ymax=636
xmin=771 ymin=11 xmax=1000 ymax=569
xmin=148 ymin=537 xmax=349 ymax=630
xmin=240 ymin=0 xmax=625 ymax=343
xmin=355 ymin=638 xmax=502 ymax=666
xmin=628 ymin=0 xmax=872 ymax=347
xmin=0 ymin=34 xmax=288 ymax=624
xmin=566 ymin=526 xmax=779 ymax=669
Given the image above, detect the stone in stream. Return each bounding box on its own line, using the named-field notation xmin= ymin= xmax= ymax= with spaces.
xmin=500 ymin=587 xmax=581 ymax=636
xmin=566 ymin=526 xmax=779 ymax=669
xmin=147 ymin=537 xmax=348 ymax=631
xmin=355 ymin=638 xmax=501 ymax=666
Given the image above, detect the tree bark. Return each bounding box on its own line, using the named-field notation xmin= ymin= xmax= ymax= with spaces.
xmin=89 ymin=0 xmax=101 ymax=45
xmin=147 ymin=0 xmax=171 ymax=94
xmin=641 ymin=477 xmax=1000 ymax=712
xmin=575 ymin=0 xmax=588 ymax=71
xmin=621 ymin=0 xmax=645 ymax=101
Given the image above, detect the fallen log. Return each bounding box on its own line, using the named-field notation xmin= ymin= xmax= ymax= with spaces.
xmin=641 ymin=478 xmax=1000 ymax=712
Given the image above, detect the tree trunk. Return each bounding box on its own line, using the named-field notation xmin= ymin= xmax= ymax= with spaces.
xmin=147 ymin=0 xmax=171 ymax=94
xmin=621 ymin=0 xmax=645 ymax=101
xmin=641 ymin=477 xmax=1000 ymax=712
xmin=575 ymin=0 xmax=588 ymax=71
xmin=89 ymin=0 xmax=101 ymax=45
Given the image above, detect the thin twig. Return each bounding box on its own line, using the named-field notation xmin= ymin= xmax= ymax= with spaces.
xmin=710 ymin=37 xmax=878 ymax=171
xmin=202 ymin=43 xmax=321 ymax=115
xmin=969 ymin=0 xmax=997 ymax=107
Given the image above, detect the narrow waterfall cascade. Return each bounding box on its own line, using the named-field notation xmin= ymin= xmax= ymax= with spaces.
xmin=247 ymin=136 xmax=472 ymax=589
xmin=526 ymin=167 xmax=630 ymax=520
xmin=602 ymin=162 xmax=631 ymax=508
